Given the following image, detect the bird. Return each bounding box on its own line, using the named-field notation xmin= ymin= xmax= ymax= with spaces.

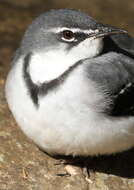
xmin=5 ymin=9 xmax=134 ymax=157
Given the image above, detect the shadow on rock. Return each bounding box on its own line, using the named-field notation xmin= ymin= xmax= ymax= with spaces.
xmin=87 ymin=148 xmax=134 ymax=178
xmin=51 ymin=148 xmax=134 ymax=178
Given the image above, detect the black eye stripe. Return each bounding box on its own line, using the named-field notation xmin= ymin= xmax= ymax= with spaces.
xmin=74 ymin=32 xmax=88 ymax=38
xmin=71 ymin=32 xmax=88 ymax=42
xmin=59 ymin=31 xmax=88 ymax=42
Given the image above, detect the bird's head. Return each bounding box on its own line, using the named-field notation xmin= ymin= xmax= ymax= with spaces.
xmin=21 ymin=9 xmax=127 ymax=85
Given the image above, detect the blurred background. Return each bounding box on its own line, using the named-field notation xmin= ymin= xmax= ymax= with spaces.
xmin=0 ymin=0 xmax=134 ymax=79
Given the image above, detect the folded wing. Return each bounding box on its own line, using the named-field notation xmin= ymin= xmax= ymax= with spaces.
xmin=85 ymin=33 xmax=134 ymax=116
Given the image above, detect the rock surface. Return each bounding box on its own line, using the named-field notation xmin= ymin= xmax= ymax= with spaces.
xmin=0 ymin=1 xmax=134 ymax=190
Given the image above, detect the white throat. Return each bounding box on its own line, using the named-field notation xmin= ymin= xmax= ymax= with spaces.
xmin=29 ymin=38 xmax=103 ymax=84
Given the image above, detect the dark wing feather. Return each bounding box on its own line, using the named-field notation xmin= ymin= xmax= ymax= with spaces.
xmin=111 ymin=33 xmax=134 ymax=55
xmin=104 ymin=33 xmax=134 ymax=115
xmin=112 ymin=82 xmax=134 ymax=116
xmin=85 ymin=50 xmax=134 ymax=116
xmin=102 ymin=34 xmax=134 ymax=59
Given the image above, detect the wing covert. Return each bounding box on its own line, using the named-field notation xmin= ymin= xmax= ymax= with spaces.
xmin=84 ymin=52 xmax=134 ymax=116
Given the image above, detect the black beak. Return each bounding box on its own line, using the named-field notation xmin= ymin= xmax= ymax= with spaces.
xmin=89 ymin=24 xmax=127 ymax=39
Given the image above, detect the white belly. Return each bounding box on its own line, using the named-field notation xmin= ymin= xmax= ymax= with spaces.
xmin=5 ymin=59 xmax=134 ymax=156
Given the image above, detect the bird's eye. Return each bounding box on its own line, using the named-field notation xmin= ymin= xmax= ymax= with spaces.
xmin=62 ymin=30 xmax=75 ymax=42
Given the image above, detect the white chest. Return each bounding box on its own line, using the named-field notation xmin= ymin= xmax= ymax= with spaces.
xmin=5 ymin=58 xmax=134 ymax=156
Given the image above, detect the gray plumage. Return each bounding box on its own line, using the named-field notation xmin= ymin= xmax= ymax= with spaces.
xmin=20 ymin=9 xmax=97 ymax=54
xmin=5 ymin=9 xmax=134 ymax=156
